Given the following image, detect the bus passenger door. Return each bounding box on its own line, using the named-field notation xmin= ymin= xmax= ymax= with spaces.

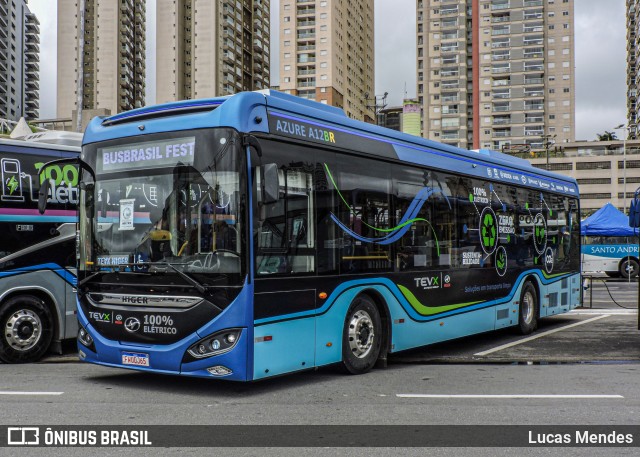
xmin=253 ymin=149 xmax=318 ymax=379
xmin=62 ymin=229 xmax=79 ymax=340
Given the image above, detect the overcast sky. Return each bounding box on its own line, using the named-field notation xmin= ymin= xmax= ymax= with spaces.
xmin=28 ymin=0 xmax=626 ymax=141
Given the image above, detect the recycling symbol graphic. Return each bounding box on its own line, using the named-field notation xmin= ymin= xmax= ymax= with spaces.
xmin=480 ymin=207 xmax=498 ymax=255
xmin=533 ymin=213 xmax=547 ymax=254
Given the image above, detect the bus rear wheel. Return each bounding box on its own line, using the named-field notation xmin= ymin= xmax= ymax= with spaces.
xmin=518 ymin=282 xmax=538 ymax=335
xmin=0 ymin=295 xmax=53 ymax=363
xmin=620 ymin=259 xmax=639 ymax=279
xmin=341 ymin=295 xmax=382 ymax=375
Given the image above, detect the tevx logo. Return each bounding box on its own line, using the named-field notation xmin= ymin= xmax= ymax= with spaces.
xmin=414 ymin=275 xmax=441 ymax=290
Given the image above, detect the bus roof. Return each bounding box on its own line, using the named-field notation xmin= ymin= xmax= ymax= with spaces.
xmin=85 ymin=90 xmax=578 ymax=197
xmin=0 ymin=134 xmax=81 ymax=152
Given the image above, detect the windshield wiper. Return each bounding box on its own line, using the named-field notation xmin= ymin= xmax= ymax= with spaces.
xmin=161 ymin=261 xmax=207 ymax=294
xmin=77 ymin=270 xmax=108 ymax=288
xmin=78 ymin=261 xmax=208 ymax=294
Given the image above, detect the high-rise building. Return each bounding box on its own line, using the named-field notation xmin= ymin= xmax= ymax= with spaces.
xmin=627 ymin=0 xmax=639 ymax=134
xmin=278 ymin=0 xmax=374 ymax=121
xmin=0 ymin=0 xmax=40 ymax=121
xmin=417 ymin=0 xmax=575 ymax=151
xmin=57 ymin=0 xmax=146 ymax=119
xmin=156 ymin=0 xmax=270 ymax=104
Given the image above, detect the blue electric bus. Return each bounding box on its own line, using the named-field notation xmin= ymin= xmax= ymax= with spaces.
xmin=71 ymin=91 xmax=581 ymax=380
xmin=0 ymin=132 xmax=82 ymax=363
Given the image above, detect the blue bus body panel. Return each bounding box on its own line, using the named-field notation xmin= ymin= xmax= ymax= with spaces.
xmin=253 ymin=272 xmax=581 ymax=378
xmin=253 ymin=318 xmax=316 ymax=380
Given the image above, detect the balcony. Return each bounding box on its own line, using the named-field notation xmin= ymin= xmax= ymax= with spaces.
xmin=297 ymin=20 xmax=316 ymax=28
xmin=492 ymin=52 xmax=510 ymax=61
xmin=297 ymin=7 xmax=316 ymax=15
xmin=493 ymin=116 xmax=511 ymax=125
xmin=441 ymin=7 xmax=459 ymax=15
xmin=492 ymin=91 xmax=510 ymax=99
xmin=492 ymin=27 xmax=510 ymax=36
xmin=524 ymin=77 xmax=544 ymax=85
xmin=523 ymin=12 xmax=543 ymax=20
xmin=525 ymin=116 xmax=544 ymax=123
xmin=493 ymin=104 xmax=511 ymax=112
xmin=524 ymin=88 xmax=544 ymax=97
xmin=493 ymin=129 xmax=511 ymax=137
xmin=492 ymin=66 xmax=510 ymax=74
xmin=491 ymin=2 xmax=510 ymax=11
xmin=523 ymin=25 xmax=544 ymax=33
xmin=297 ymin=32 xmax=316 ymax=40
xmin=253 ymin=39 xmax=263 ymax=51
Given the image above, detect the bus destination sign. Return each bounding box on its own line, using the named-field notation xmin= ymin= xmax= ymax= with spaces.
xmin=97 ymin=137 xmax=196 ymax=174
xmin=268 ymin=112 xmax=398 ymax=159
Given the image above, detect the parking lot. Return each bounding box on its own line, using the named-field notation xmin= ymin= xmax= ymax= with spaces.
xmin=7 ymin=275 xmax=637 ymax=454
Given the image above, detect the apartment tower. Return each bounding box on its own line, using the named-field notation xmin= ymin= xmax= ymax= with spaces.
xmin=156 ymin=0 xmax=270 ymax=104
xmin=57 ymin=0 xmax=146 ymax=119
xmin=417 ymin=0 xmax=575 ymax=151
xmin=0 ymin=0 xmax=40 ymax=120
xmin=278 ymin=0 xmax=374 ymax=121
xmin=627 ymin=0 xmax=639 ymax=134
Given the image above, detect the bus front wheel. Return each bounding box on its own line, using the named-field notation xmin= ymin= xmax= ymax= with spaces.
xmin=518 ymin=282 xmax=538 ymax=335
xmin=0 ymin=295 xmax=54 ymax=363
xmin=620 ymin=259 xmax=639 ymax=279
xmin=341 ymin=295 xmax=382 ymax=375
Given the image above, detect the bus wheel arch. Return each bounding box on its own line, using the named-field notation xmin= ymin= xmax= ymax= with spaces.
xmin=340 ymin=291 xmax=387 ymax=375
xmin=517 ymin=277 xmax=539 ymax=335
xmin=619 ymin=257 xmax=639 ymax=279
xmin=0 ymin=292 xmax=56 ymax=363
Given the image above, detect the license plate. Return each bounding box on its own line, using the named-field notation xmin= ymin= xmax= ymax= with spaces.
xmin=121 ymin=351 xmax=149 ymax=367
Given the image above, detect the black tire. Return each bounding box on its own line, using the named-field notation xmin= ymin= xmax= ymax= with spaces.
xmin=620 ymin=259 xmax=639 ymax=279
xmin=341 ymin=295 xmax=382 ymax=375
xmin=0 ymin=295 xmax=54 ymax=363
xmin=518 ymin=282 xmax=538 ymax=335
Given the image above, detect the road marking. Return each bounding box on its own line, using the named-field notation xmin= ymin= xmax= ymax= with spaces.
xmin=474 ymin=314 xmax=610 ymax=356
xmin=0 ymin=392 xmax=64 ymax=396
xmin=569 ymin=309 xmax=637 ymax=315
xmin=396 ymin=394 xmax=624 ymax=399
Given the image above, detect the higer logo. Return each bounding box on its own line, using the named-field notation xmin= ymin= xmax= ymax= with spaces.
xmin=414 ymin=275 xmax=442 ymax=290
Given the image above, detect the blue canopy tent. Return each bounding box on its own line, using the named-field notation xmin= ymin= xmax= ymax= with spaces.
xmin=581 ymin=203 xmax=638 ymax=237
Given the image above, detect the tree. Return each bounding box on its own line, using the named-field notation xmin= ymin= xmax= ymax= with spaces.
xmin=596 ymin=131 xmax=618 ymax=141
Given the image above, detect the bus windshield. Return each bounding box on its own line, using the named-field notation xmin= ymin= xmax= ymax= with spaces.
xmin=79 ymin=129 xmax=247 ymax=285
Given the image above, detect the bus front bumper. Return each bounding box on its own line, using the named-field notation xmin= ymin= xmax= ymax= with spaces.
xmin=77 ymin=321 xmax=251 ymax=382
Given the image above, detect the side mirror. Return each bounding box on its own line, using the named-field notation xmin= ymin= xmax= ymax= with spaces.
xmin=38 ymin=179 xmax=52 ymax=215
xmin=80 ymin=182 xmax=95 ymax=215
xmin=262 ymin=163 xmax=279 ymax=204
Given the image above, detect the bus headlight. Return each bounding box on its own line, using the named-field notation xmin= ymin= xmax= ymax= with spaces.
xmin=185 ymin=329 xmax=242 ymax=360
xmin=78 ymin=325 xmax=95 ymax=351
